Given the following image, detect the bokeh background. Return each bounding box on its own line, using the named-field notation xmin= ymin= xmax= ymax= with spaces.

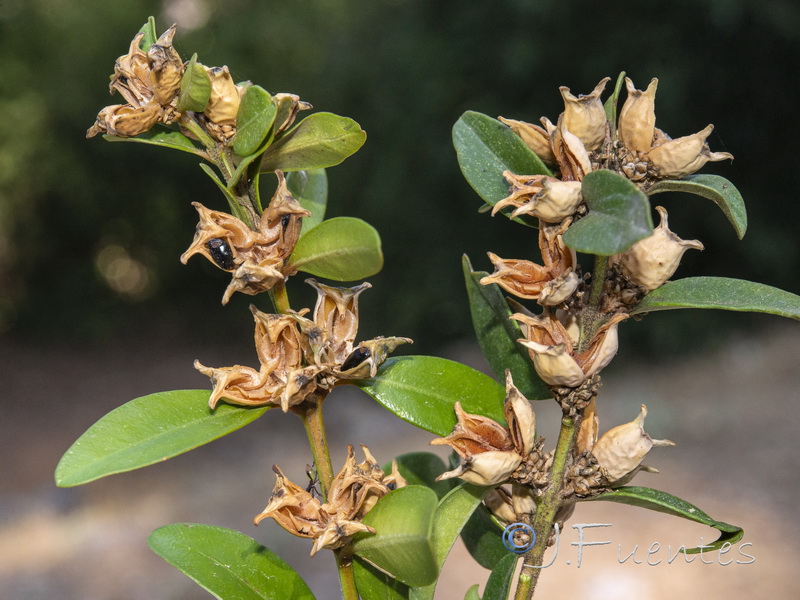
xmin=2 ymin=0 xmax=799 ymax=599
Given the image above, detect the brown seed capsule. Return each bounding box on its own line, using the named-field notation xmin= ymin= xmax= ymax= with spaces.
xmin=86 ymin=102 xmax=161 ymax=138
xmin=503 ymin=371 xmax=537 ymax=457
xmin=203 ymin=65 xmax=242 ymax=140
xmin=498 ymin=116 xmax=556 ymax=164
xmin=646 ymin=124 xmax=733 ymax=179
xmin=559 ymin=77 xmax=610 ymax=152
xmin=509 ymin=179 xmax=584 ymax=223
xmin=618 ymin=78 xmax=658 ymax=153
xmin=591 ymin=404 xmax=674 ymax=486
xmin=146 ymin=24 xmax=184 ymax=107
xmin=619 ymin=205 xmax=704 ymax=291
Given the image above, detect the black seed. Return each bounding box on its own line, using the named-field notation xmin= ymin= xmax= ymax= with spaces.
xmin=206 ymin=237 xmax=235 ymax=270
xmin=341 ymin=347 xmax=371 ymax=372
xmin=281 ymin=214 xmax=291 ymax=228
xmin=387 ymin=482 xmax=397 ymax=491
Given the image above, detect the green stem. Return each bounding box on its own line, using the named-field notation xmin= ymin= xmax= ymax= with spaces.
xmin=515 ymin=415 xmax=579 ymax=599
xmin=298 ymin=393 xmax=360 ymax=600
xmin=588 ymin=254 xmax=608 ymax=309
xmin=269 ymin=281 xmax=291 ymax=314
xmin=180 ymin=114 xmax=217 ymax=152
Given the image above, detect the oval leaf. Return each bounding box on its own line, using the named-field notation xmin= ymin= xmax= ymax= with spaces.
xmin=453 ymin=111 xmax=551 ymax=212
xmin=631 ymin=276 xmax=800 ymax=320
xmin=353 ymin=557 xmax=410 ymax=600
xmin=460 ymin=503 xmax=507 ymax=570
xmin=288 ymin=217 xmax=383 ymax=281
xmin=233 ymin=85 xmax=277 ymax=157
xmin=353 ymin=486 xmax=438 ymax=587
xmin=261 ymin=112 xmax=366 ymax=172
xmin=410 ymin=484 xmax=491 ymax=600
xmin=55 ymin=390 xmax=268 ymax=487
xmin=149 ymin=524 xmax=314 ymax=600
xmin=105 ymin=126 xmax=203 ymax=156
xmin=647 ymin=174 xmax=747 ymax=239
xmin=177 ymin=53 xmax=212 ymax=113
xmin=354 ymin=356 xmax=506 ymax=436
xmin=563 ymin=169 xmax=654 ymax=255
xmin=287 ymin=169 xmax=328 ymax=235
xmin=463 ymin=254 xmax=549 ymax=401
xmin=480 ymin=553 xmax=518 ymax=600
xmin=587 ymin=486 xmax=743 ymax=553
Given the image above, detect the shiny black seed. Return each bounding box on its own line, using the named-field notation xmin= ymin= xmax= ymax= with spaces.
xmin=207 ymin=237 xmax=235 ymax=270
xmin=281 ymin=214 xmax=291 ymax=228
xmin=341 ymin=347 xmax=371 ymax=372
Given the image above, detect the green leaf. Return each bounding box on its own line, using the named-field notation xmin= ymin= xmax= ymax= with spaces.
xmin=176 ymin=53 xmax=212 ymax=113
xmin=149 ymin=524 xmax=314 ymax=599
xmin=631 ymin=276 xmax=800 ymax=320
xmin=460 ymin=503 xmax=507 ymax=570
xmin=603 ymin=71 xmax=626 ymax=136
xmin=104 ymin=126 xmax=203 ymax=156
xmin=465 ymin=585 xmax=481 ymax=600
xmin=463 ymin=254 xmax=549 ymax=401
xmin=353 ymin=486 xmax=438 ymax=587
xmin=647 ymin=174 xmax=747 ymax=239
xmin=453 ymin=111 xmax=552 ymax=215
xmin=588 ymin=486 xmax=744 ymax=553
xmin=386 ymin=452 xmax=455 ymax=500
xmin=261 ymin=112 xmax=366 ymax=172
xmin=354 ymin=356 xmax=506 ymax=436
xmin=287 ymin=169 xmax=328 ymax=235
xmin=55 ymin=390 xmax=268 ymax=487
xmin=234 ymin=86 xmax=277 ymax=157
xmin=138 ymin=17 xmax=158 ymax=51
xmin=563 ymin=169 xmax=654 ymax=255
xmin=288 ymin=217 xmax=383 ymax=280
xmin=481 ymin=553 xmax=517 ymax=600
xmin=410 ymin=484 xmax=491 ymax=600
xmin=353 ymin=557 xmax=410 ymax=600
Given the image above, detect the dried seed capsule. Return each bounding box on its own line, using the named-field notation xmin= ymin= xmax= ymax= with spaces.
xmin=436 ymin=450 xmax=523 ymax=487
xmin=340 ymin=346 xmax=371 ymax=372
xmin=646 ymin=124 xmax=733 ymax=179
xmin=147 ymin=24 xmax=184 ymax=107
xmin=559 ymin=77 xmax=610 ymax=151
xmin=591 ymin=404 xmax=674 ymax=486
xmin=619 ymin=206 xmax=703 ymax=291
xmin=498 ymin=116 xmax=556 ymax=164
xmin=618 ymin=78 xmax=658 ymax=153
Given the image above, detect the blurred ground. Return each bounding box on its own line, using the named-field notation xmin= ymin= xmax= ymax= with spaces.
xmin=1 ymin=324 xmax=799 ymax=599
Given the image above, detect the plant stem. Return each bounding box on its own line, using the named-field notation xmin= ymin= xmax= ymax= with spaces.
xmin=298 ymin=394 xmax=360 ymax=600
xmin=588 ymin=253 xmax=608 ymax=309
xmin=515 ymin=414 xmax=579 ymax=600
xmin=269 ymin=281 xmax=291 ymax=314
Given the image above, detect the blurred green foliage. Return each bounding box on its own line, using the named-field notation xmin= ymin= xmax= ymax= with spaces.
xmin=1 ymin=0 xmax=798 ymax=355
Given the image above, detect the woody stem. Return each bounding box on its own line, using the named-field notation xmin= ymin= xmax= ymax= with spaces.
xmin=515 ymin=414 xmax=579 ymax=600
xmin=298 ymin=394 xmax=359 ymax=600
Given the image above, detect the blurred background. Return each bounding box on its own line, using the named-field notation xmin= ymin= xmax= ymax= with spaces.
xmin=2 ymin=0 xmax=799 ymax=598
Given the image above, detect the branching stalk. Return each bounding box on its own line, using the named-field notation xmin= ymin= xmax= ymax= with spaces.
xmin=515 ymin=414 xmax=580 ymax=599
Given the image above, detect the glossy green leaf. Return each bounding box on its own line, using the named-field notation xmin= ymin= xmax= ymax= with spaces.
xmin=138 ymin=17 xmax=158 ymax=51
xmin=287 ymin=169 xmax=328 ymax=235
xmin=386 ymin=452 xmax=455 ymax=500
xmin=261 ymin=112 xmax=366 ymax=172
xmin=481 ymin=553 xmax=517 ymax=600
xmin=353 ymin=557 xmax=410 ymax=600
xmin=410 ymin=484 xmax=491 ymax=600
xmin=288 ymin=217 xmax=383 ymax=281
xmin=354 ymin=356 xmax=506 ymax=436
xmin=55 ymin=390 xmax=268 ymax=487
xmin=353 ymin=486 xmax=438 ymax=587
xmin=453 ymin=111 xmax=551 ymax=214
xmin=631 ymin=277 xmax=800 ymax=320
xmin=234 ymin=86 xmax=277 ymax=157
xmin=603 ymin=71 xmax=626 ymax=136
xmin=463 ymin=254 xmax=549 ymax=401
xmin=460 ymin=503 xmax=507 ymax=570
xmin=177 ymin=53 xmax=212 ymax=113
xmin=104 ymin=126 xmax=203 ymax=156
xmin=149 ymin=524 xmax=314 ymax=599
xmin=563 ymin=169 xmax=654 ymax=255
xmin=647 ymin=174 xmax=747 ymax=239
xmin=588 ymin=486 xmax=743 ymax=553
